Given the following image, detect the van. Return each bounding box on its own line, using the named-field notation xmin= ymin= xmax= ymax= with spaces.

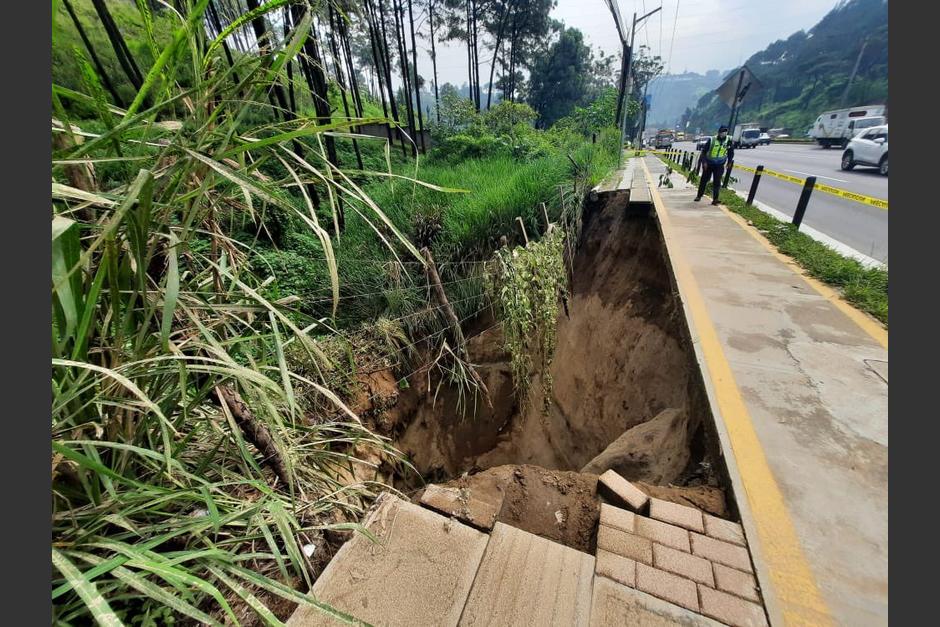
xmin=810 ymin=105 xmax=886 ymax=148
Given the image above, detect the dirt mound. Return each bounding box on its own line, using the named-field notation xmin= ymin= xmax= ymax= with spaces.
xmin=635 ymin=482 xmax=728 ymax=518
xmin=425 ymin=465 xmax=601 ymax=553
xmin=580 ymin=408 xmax=693 ymax=484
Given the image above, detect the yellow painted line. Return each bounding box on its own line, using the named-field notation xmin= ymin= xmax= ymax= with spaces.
xmin=641 ymin=159 xmax=834 ymax=627
xmin=720 ymin=207 xmax=888 ymax=349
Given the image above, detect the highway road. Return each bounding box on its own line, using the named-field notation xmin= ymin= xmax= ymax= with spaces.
xmin=672 ymin=141 xmax=889 ymax=264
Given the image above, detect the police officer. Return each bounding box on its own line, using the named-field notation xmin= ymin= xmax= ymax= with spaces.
xmin=694 ymin=125 xmax=734 ymax=205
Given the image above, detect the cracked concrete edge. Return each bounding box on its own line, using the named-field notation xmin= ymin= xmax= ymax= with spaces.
xmin=637 ymin=157 xmax=784 ymax=627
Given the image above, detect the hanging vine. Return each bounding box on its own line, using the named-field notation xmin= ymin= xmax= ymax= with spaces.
xmin=487 ymin=228 xmax=568 ymax=405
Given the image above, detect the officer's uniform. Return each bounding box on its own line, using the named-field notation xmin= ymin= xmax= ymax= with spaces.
xmin=695 ymin=134 xmax=734 ymax=204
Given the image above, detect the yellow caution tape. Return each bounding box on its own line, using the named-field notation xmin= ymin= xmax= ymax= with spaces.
xmin=731 ymin=163 xmax=888 ymax=210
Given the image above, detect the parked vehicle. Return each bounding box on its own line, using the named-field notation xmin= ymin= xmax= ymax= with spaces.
xmin=696 ymin=136 xmax=710 ymax=149
xmin=846 ymin=116 xmax=886 ymax=139
xmin=841 ymin=124 xmax=888 ymax=176
xmin=732 ymin=123 xmax=761 ymax=148
xmin=810 ymin=105 xmax=886 ymax=148
xmin=654 ymin=129 xmax=675 ymax=149
xmin=758 ymin=132 xmax=771 ymax=145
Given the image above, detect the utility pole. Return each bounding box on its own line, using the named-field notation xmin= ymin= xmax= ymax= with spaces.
xmin=605 ymin=3 xmax=661 ymax=155
xmin=841 ymin=37 xmax=869 ymax=107
xmin=622 ymin=6 xmax=662 ymax=145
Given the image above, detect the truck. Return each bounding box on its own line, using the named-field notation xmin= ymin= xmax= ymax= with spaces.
xmin=809 ymin=105 xmax=886 ymax=148
xmin=732 ymin=123 xmax=761 ymax=149
xmin=654 ymin=129 xmax=675 ymax=149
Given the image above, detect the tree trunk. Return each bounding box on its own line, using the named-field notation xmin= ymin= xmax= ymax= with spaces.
xmin=429 ymin=0 xmax=441 ymax=121
xmin=90 ymin=0 xmax=143 ymax=90
xmin=206 ymin=0 xmax=241 ymax=87
xmin=62 ymin=0 xmax=124 ymax=106
xmin=328 ymin=5 xmax=363 ymax=169
xmin=377 ymin=0 xmax=409 ymax=156
xmin=407 ymin=0 xmax=426 ymax=153
xmin=393 ymin=0 xmax=418 ymax=157
xmin=486 ymin=1 xmax=512 ymax=109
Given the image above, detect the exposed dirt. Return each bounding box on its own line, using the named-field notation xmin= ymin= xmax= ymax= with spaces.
xmin=375 ymin=193 xmax=730 ymax=526
xmin=421 ymin=464 xmax=602 ymax=553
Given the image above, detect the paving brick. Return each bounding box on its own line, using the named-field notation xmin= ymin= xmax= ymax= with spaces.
xmin=590 ymin=577 xmax=724 ymax=627
xmin=703 ymin=513 xmax=746 ymax=547
xmin=699 ymin=585 xmax=769 ymax=627
xmin=598 ymin=470 xmax=650 ymax=512
xmin=597 ymin=524 xmax=653 ymax=565
xmin=713 ymin=563 xmax=760 ymax=603
xmin=635 ymin=563 xmax=699 ymax=612
xmin=599 ymin=503 xmax=636 ymax=534
xmin=691 ymin=533 xmax=753 ymax=573
xmin=635 ymin=515 xmax=691 ymax=553
xmin=652 ymin=543 xmax=714 ymax=587
xmin=420 ymin=484 xmax=502 ymax=531
xmin=649 ymin=497 xmax=705 ymax=533
xmin=595 ymin=549 xmax=636 ymax=588
xmin=459 ymin=523 xmax=594 ymax=627
xmin=287 ymin=493 xmax=487 ymax=627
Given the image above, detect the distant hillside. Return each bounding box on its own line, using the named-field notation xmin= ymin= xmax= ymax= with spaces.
xmin=682 ymin=0 xmax=888 ymax=135
xmin=645 ymin=70 xmax=725 ymax=129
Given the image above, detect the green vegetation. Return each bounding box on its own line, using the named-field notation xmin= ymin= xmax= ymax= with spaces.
xmin=659 ymin=156 xmax=888 ymax=324
xmin=682 ymin=0 xmax=888 ymax=133
xmin=488 ymin=228 xmax=568 ymax=404
xmin=51 ymin=1 xmax=619 ymax=624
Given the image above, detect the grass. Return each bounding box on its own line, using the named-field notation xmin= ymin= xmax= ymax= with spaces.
xmin=51 ymin=1 xmax=621 ymax=622
xmin=51 ymin=2 xmax=431 ymax=624
xmin=657 ymin=154 xmax=888 ymax=325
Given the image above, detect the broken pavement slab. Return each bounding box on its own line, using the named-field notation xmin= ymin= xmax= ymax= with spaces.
xmin=590 ymin=575 xmax=724 ymax=626
xmin=287 ymin=493 xmax=488 ymax=627
xmin=458 ymin=522 xmax=595 ymax=626
xmin=419 ymin=483 xmax=503 ymax=531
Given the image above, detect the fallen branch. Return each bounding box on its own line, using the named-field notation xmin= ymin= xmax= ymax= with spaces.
xmin=215 ymin=384 xmax=290 ymax=488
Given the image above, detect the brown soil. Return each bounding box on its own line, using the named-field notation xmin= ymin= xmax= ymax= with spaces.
xmin=377 ymin=192 xmax=729 ymax=525
xmin=424 ymin=464 xmax=602 ymax=553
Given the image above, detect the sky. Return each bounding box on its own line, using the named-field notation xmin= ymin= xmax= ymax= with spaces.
xmin=415 ymin=0 xmax=839 ymax=89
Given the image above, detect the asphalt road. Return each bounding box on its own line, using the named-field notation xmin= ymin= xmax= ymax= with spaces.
xmin=672 ymin=141 xmax=889 ymax=263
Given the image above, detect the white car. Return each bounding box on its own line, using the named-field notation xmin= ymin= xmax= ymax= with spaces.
xmin=841 ymin=124 xmax=888 ymax=176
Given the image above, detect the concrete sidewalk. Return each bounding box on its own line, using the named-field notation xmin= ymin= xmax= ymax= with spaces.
xmin=641 ymin=157 xmax=887 ymax=626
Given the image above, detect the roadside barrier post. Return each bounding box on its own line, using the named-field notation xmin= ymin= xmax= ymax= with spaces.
xmin=746 ymin=165 xmax=764 ymax=206
xmin=792 ymin=176 xmax=817 ymax=228
xmin=722 ymin=159 xmax=734 ymax=188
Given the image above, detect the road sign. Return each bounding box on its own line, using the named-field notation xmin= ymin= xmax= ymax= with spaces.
xmin=717 ymin=66 xmax=762 ymax=108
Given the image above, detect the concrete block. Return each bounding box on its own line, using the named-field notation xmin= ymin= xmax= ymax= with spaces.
xmin=597 ymin=524 xmax=653 ymax=565
xmin=287 ymin=493 xmax=487 ymax=626
xmin=698 ymin=585 xmax=769 ymax=627
xmin=599 ymin=503 xmax=636 ymax=534
xmin=420 ymin=484 xmax=502 ymax=531
xmin=598 ymin=470 xmax=649 ymax=512
xmin=690 ymin=532 xmax=753 ymax=573
xmin=459 ymin=522 xmax=594 ymax=626
xmin=590 ymin=576 xmax=723 ymax=627
xmin=636 ymin=516 xmax=692 ymax=553
xmin=652 ymin=543 xmax=714 ymax=587
xmin=636 ymin=563 xmax=699 ymax=612
xmin=713 ymin=563 xmax=760 ymax=603
xmin=595 ymin=549 xmax=636 ymax=588
xmin=703 ymin=513 xmax=746 ymax=547
xmin=649 ymin=497 xmax=705 ymax=533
